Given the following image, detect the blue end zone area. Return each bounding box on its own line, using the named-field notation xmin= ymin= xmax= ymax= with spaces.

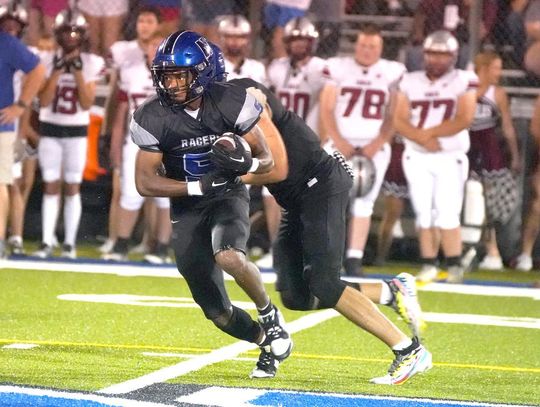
xmin=0 ymin=392 xmax=117 ymax=407
xmin=251 ymin=391 xmax=505 ymax=407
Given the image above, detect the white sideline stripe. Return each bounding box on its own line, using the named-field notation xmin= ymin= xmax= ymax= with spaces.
xmin=3 ymin=258 xmax=540 ymax=299
xmin=0 ymin=385 xmax=174 ymax=407
xmin=424 ymin=312 xmax=540 ymax=329
xmin=99 ymin=309 xmax=339 ymax=395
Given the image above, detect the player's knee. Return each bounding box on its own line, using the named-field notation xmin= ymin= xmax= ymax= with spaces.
xmin=120 ymin=193 xmax=144 ymax=211
xmin=352 ymin=198 xmax=374 ymax=217
xmin=211 ymin=306 xmax=260 ymax=343
xmin=64 ymin=171 xmax=83 ymax=184
xmin=214 ymin=248 xmax=246 ymax=274
xmin=280 ymin=290 xmax=311 ymax=311
xmin=435 ymin=213 xmax=460 ymax=229
xmin=416 ymin=212 xmax=434 ymax=229
xmin=305 ymin=268 xmax=346 ymax=308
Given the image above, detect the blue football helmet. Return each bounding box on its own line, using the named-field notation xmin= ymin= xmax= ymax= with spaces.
xmin=151 ymin=31 xmax=215 ymax=107
xmin=209 ymin=42 xmax=227 ymax=83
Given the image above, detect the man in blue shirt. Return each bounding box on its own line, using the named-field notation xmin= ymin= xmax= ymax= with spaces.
xmin=0 ymin=31 xmax=45 ymax=258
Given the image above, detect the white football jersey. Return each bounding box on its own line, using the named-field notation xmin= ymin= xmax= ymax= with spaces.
xmin=399 ymin=69 xmax=478 ymax=153
xmin=224 ymin=57 xmax=267 ymax=85
xmin=39 ymin=51 xmax=104 ymax=126
xmin=110 ymin=40 xmax=155 ymax=116
xmin=325 ymin=57 xmax=406 ymax=144
xmin=267 ymin=56 xmax=327 ymax=131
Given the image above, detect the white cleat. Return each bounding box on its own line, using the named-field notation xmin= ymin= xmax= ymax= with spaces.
xmin=515 ymin=254 xmax=533 ymax=272
xmin=478 ymin=255 xmax=503 ymax=271
xmin=370 ymin=340 xmax=432 ymax=385
xmin=416 ymin=265 xmax=438 ymax=283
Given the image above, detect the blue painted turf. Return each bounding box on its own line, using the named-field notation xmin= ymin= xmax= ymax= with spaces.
xmin=0 ymin=392 xmax=119 ymax=407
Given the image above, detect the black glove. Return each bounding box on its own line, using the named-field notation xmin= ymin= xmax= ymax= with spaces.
xmin=197 ymin=170 xmax=239 ymax=196
xmin=53 ymin=54 xmax=66 ymax=71
xmin=67 ymin=56 xmax=83 ymax=71
xmin=210 ymin=134 xmax=253 ymax=175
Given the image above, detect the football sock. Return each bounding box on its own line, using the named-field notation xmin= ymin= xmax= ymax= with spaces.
xmin=42 ymin=194 xmax=60 ymax=246
xmin=346 ymin=249 xmax=364 ymax=259
xmin=392 ymin=338 xmax=413 ymax=352
xmin=380 ymin=281 xmax=393 ymax=305
xmin=64 ymin=194 xmax=82 ymax=246
xmin=257 ymin=299 xmax=273 ymax=315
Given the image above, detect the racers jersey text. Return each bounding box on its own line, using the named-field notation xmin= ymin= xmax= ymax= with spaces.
xmin=470 ymin=85 xmax=499 ymax=131
xmin=130 ymin=82 xmax=262 ymax=184
xmin=224 ymin=57 xmax=267 ymax=85
xmin=324 ymin=57 xmax=405 ymax=144
xmin=38 ymin=51 xmax=104 ymax=126
xmin=399 ymin=69 xmax=478 ymax=153
xmin=110 ymin=40 xmax=155 ymax=116
xmin=267 ymin=55 xmax=326 ymax=132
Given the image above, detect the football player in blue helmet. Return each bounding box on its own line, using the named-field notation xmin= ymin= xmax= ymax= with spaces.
xmin=151 ymin=30 xmax=216 ymax=107
xmin=209 ymin=42 xmax=227 ymax=83
xmin=131 ymin=30 xmax=293 ymax=379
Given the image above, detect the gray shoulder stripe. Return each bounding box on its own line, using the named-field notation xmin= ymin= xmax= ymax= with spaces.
xmin=235 ymin=91 xmax=262 ymax=133
xmin=130 ymin=117 xmax=160 ymax=150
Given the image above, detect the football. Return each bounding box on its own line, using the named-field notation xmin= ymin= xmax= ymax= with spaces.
xmin=213 ymin=133 xmax=251 ymax=153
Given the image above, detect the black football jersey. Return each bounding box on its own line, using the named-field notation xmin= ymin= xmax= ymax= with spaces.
xmin=130 ymin=82 xmax=262 ymax=213
xmin=229 ymin=78 xmax=344 ymax=207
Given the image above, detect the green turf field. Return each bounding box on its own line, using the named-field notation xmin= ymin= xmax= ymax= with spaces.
xmin=1 ymin=262 xmax=539 ymax=406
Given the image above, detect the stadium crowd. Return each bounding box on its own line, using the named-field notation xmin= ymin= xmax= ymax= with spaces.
xmin=1 ymin=0 xmax=540 ymax=282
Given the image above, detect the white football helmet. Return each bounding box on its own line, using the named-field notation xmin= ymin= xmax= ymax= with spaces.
xmin=351 ymin=155 xmax=376 ymax=198
xmin=218 ymin=15 xmax=251 ymax=37
xmin=54 ymin=8 xmax=88 ymax=52
xmin=0 ymin=1 xmax=28 ymax=37
xmin=423 ymin=30 xmax=459 ymax=54
xmin=283 ymin=17 xmax=319 ymax=61
xmin=423 ymin=30 xmax=459 ymax=78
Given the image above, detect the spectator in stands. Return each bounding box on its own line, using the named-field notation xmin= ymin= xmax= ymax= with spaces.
xmin=309 ymin=0 xmax=341 ymax=58
xmin=262 ymin=0 xmax=312 ymax=60
xmin=0 ymin=29 xmax=45 ymax=259
xmin=515 ymin=95 xmax=540 ymax=271
xmin=320 ymin=24 xmax=406 ymax=276
xmin=374 ymin=137 xmax=409 ymax=266
xmin=78 ymin=0 xmax=129 ymax=56
xmin=394 ymin=31 xmax=478 ymax=283
xmin=104 ymin=7 xmax=171 ymax=264
xmin=139 ymin=0 xmax=181 ymax=36
xmin=32 ymin=9 xmax=104 ymax=259
xmin=405 ymin=0 xmax=498 ymax=71
xmin=26 ymin=0 xmax=68 ymax=46
xmin=469 ymin=51 xmax=520 ymax=271
xmin=524 ymin=0 xmax=540 ymax=76
xmin=183 ymin=0 xmax=235 ymax=44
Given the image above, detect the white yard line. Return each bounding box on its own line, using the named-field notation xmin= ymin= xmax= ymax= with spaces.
xmin=4 ymin=258 xmax=540 ymax=298
xmin=99 ymin=309 xmax=339 ymax=395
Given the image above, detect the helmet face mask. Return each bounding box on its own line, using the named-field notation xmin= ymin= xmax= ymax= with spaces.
xmin=283 ymin=17 xmax=318 ymax=61
xmin=152 ymin=31 xmax=215 ymax=107
xmin=422 ymin=30 xmax=458 ymax=78
xmin=218 ymin=15 xmax=251 ymax=59
xmin=0 ymin=2 xmax=28 ymax=38
xmin=54 ymin=9 xmax=87 ymax=53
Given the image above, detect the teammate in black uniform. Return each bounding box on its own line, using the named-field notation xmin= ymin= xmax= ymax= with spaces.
xmin=225 ymin=72 xmax=434 ymax=384
xmin=130 ymin=31 xmax=292 ymax=378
